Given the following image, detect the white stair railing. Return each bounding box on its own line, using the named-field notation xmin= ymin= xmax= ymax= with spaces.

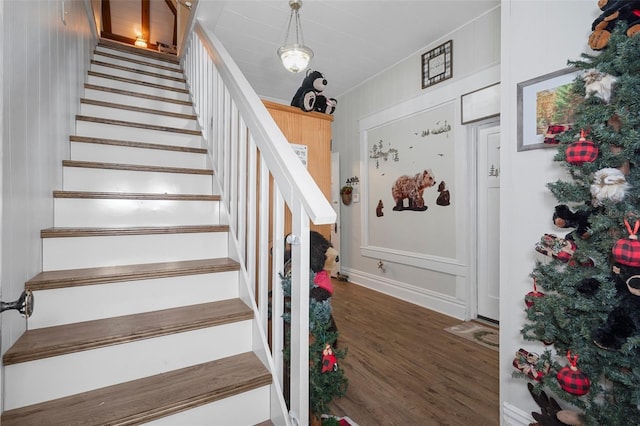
xmin=182 ymin=20 xmax=336 ymax=426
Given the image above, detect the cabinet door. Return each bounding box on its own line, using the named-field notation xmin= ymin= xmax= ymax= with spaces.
xmin=264 ymin=101 xmax=333 ymax=240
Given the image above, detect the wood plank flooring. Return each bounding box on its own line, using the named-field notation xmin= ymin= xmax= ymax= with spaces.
xmin=327 ymin=280 xmax=499 ymax=425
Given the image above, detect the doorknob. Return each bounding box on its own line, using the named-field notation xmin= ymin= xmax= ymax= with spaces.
xmin=1 ymin=290 xmax=34 ymax=317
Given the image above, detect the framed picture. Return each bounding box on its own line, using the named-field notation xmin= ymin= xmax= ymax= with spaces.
xmin=461 ymin=82 xmax=500 ymax=124
xmin=517 ymin=67 xmax=582 ymax=151
xmin=421 ymin=40 xmax=453 ymax=89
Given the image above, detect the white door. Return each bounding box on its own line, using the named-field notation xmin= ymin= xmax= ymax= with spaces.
xmin=330 ymin=152 xmax=341 ymax=276
xmin=477 ymin=123 xmax=500 ymax=322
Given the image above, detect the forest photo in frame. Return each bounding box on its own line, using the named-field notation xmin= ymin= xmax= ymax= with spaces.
xmin=517 ymin=67 xmax=581 ymax=151
xmin=362 ymin=101 xmax=457 ymax=261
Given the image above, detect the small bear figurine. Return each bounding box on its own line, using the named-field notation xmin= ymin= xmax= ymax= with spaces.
xmin=436 ymin=180 xmax=451 ymax=206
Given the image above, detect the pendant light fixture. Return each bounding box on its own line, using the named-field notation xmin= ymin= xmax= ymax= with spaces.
xmin=278 ymin=0 xmax=313 ymax=73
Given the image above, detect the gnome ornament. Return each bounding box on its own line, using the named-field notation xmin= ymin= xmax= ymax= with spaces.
xmin=590 ymin=167 xmax=629 ymax=206
xmin=583 ymin=69 xmax=617 ymax=103
xmin=557 ymin=351 xmax=590 ymax=396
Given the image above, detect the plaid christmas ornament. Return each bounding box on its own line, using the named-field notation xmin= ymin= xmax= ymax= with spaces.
xmin=556 ymin=351 xmax=590 ymax=396
xmin=566 ymin=130 xmax=598 ymax=165
xmin=612 ymin=218 xmax=640 ymax=267
xmin=525 ymin=278 xmax=545 ymax=309
xmin=513 ymin=348 xmax=550 ymax=381
xmin=535 ymin=234 xmax=576 ymax=262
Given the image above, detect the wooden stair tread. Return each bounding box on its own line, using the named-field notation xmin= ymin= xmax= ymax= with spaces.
xmin=1 ymin=352 xmax=271 ymax=425
xmin=40 ymin=225 xmax=229 ymax=238
xmin=76 ymin=115 xmax=202 ymax=136
xmin=88 ymin=70 xmax=188 ymax=94
xmin=69 ymin=135 xmax=207 ymax=154
xmin=93 ymin=49 xmax=181 ymax=73
xmin=91 ymin=59 xmax=186 ymax=83
xmin=98 ymin=39 xmax=181 ymax=65
xmin=93 ymin=47 xmax=183 ymax=74
xmin=80 ymin=98 xmax=196 ymax=120
xmin=3 ymin=299 xmax=253 ymax=365
xmin=62 ymin=159 xmax=212 ymax=175
xmin=27 ymin=258 xmax=239 ymax=291
xmin=84 ymin=84 xmax=193 ymax=106
xmin=53 ymin=191 xmax=220 ymax=201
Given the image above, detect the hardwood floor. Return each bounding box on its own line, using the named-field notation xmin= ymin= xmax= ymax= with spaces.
xmin=327 ymin=280 xmax=499 ymax=425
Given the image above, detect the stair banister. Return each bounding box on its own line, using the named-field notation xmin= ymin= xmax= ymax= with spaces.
xmin=182 ymin=20 xmax=336 ymax=426
xmin=192 ymin=23 xmax=335 ymax=225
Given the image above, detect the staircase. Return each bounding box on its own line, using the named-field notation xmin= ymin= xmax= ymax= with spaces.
xmin=1 ymin=40 xmax=276 ymax=425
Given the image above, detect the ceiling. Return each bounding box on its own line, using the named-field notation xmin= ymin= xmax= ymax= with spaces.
xmin=194 ymin=0 xmax=500 ymax=103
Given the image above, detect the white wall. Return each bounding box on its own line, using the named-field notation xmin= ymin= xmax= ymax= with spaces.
xmin=1 ymin=0 xmax=96 ymax=359
xmin=332 ymin=7 xmax=500 ymax=319
xmin=499 ymin=1 xmax=598 ymax=423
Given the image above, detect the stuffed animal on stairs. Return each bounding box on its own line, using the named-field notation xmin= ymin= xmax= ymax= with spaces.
xmin=283 ymin=231 xmax=340 ymax=340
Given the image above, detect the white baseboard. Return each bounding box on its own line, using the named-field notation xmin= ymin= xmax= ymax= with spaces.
xmin=502 ymin=402 xmax=532 ymax=426
xmin=341 ymin=268 xmax=466 ymax=320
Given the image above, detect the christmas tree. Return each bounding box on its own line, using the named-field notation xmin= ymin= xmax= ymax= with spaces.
xmin=281 ymin=269 xmax=348 ymax=421
xmin=518 ymin=16 xmax=640 ymax=426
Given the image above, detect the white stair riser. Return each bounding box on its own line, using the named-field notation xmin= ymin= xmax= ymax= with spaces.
xmin=92 ymin=54 xmax=183 ymax=79
xmin=42 ymin=231 xmax=229 ymax=271
xmin=90 ymin=63 xmax=186 ymax=90
xmin=84 ymin=87 xmax=192 ymax=115
xmin=87 ymin=75 xmax=190 ymax=102
xmin=4 ymin=323 xmax=252 ymax=410
xmin=80 ymin=103 xmax=198 ymax=131
xmin=62 ymin=167 xmax=213 ymax=194
xmin=76 ymin=121 xmax=202 ymax=148
xmin=53 ymin=198 xmax=220 ymax=227
xmin=28 ymin=271 xmax=239 ymax=328
xmin=95 ymin=46 xmax=182 ymax=71
xmin=145 ymin=386 xmax=270 ymax=426
xmin=70 ymin=142 xmax=207 ymax=169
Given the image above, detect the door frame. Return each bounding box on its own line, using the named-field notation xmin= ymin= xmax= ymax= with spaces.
xmin=330 ymin=152 xmax=340 ymax=276
xmin=466 ymin=118 xmax=500 ymax=323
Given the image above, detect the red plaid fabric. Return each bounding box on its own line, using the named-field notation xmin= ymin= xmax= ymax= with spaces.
xmin=612 ymin=238 xmax=640 ymax=266
xmin=544 ymin=124 xmax=571 ymax=144
xmin=612 ymin=219 xmax=640 ymax=266
xmin=566 ymin=139 xmax=598 ymax=165
xmin=557 ymin=366 xmax=590 ymax=396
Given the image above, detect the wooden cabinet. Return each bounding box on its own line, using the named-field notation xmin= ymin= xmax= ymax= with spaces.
xmin=263 ymin=100 xmax=333 ymax=240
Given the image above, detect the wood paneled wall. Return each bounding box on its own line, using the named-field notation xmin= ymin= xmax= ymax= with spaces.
xmin=1 ymin=0 xmax=94 ymax=357
xmin=263 ymin=100 xmax=334 ymax=241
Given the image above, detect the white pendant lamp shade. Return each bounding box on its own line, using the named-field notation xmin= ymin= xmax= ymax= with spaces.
xmin=278 ymin=0 xmax=313 ymax=73
xmin=278 ymin=44 xmax=313 ymax=73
